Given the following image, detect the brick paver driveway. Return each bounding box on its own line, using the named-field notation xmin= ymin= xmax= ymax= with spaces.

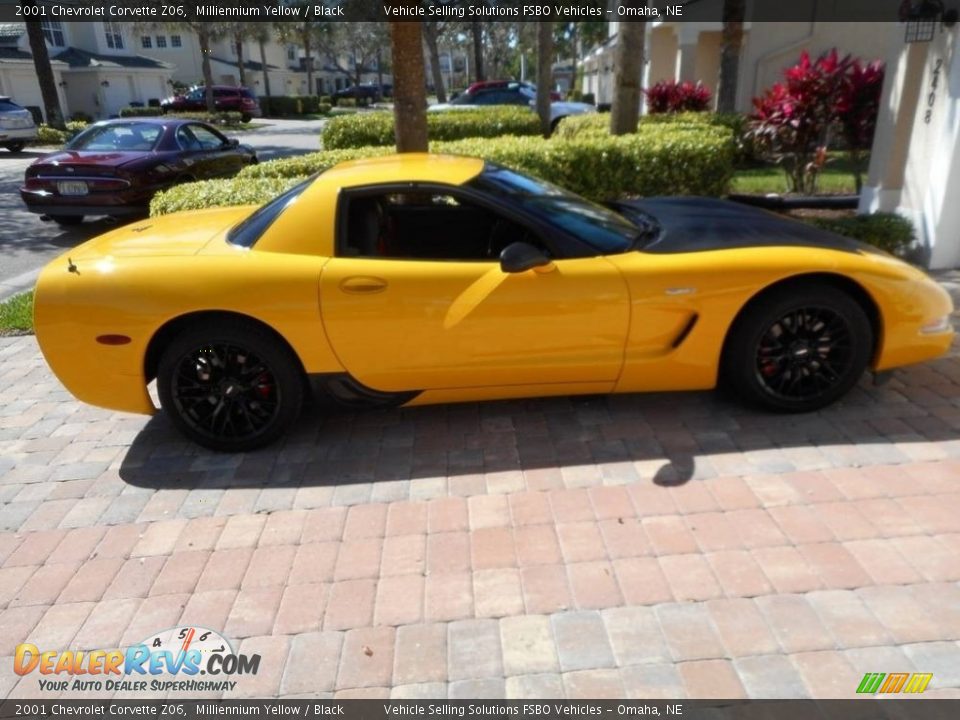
xmin=1 ymin=310 xmax=959 ymax=699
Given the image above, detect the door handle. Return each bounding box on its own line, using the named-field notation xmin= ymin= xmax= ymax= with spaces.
xmin=339 ymin=276 xmax=388 ymax=294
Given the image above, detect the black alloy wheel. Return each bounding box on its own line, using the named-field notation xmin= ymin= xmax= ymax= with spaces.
xmin=157 ymin=320 xmax=303 ymax=451
xmin=722 ymin=283 xmax=873 ymax=412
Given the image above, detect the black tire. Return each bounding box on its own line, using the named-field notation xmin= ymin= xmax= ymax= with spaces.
xmin=157 ymin=319 xmax=304 ymax=451
xmin=721 ymin=283 xmax=873 ymax=413
xmin=50 ymin=215 xmax=84 ymax=226
xmin=6 ymin=141 xmax=25 ymax=152
xmin=240 ymin=113 xmax=252 ymax=123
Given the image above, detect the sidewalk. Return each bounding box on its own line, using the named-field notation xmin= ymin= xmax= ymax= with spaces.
xmin=0 ymin=332 xmax=959 ymax=699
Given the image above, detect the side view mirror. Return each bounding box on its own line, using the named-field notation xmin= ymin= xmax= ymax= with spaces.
xmin=500 ymin=241 xmax=551 ymax=273
xmin=227 ymin=138 xmax=240 ymax=147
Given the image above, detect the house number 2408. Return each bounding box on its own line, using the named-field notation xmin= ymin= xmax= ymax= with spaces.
xmin=925 ymin=59 xmax=943 ymax=124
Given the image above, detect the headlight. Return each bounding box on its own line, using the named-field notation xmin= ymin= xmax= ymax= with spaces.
xmin=920 ymin=315 xmax=953 ymax=334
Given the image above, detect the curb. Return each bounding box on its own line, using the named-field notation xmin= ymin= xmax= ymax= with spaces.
xmin=0 ymin=267 xmax=39 ymax=303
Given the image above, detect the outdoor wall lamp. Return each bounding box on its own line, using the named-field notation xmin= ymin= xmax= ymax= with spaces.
xmin=900 ymin=0 xmax=959 ymax=42
xmin=58 ymin=80 xmax=67 ymax=88
xmin=100 ymin=80 xmax=110 ymax=88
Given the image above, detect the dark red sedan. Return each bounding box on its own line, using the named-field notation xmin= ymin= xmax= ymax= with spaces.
xmin=161 ymin=86 xmax=261 ymax=121
xmin=20 ymin=118 xmax=257 ymax=225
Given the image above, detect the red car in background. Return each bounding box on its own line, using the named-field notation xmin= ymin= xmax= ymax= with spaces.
xmin=20 ymin=118 xmax=257 ymax=225
xmin=161 ymin=86 xmax=261 ymax=122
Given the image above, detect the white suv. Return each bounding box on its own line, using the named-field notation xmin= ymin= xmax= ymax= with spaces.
xmin=0 ymin=97 xmax=38 ymax=152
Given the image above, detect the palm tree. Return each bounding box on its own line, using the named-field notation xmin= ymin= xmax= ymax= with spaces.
xmin=470 ymin=22 xmax=485 ymax=82
xmin=388 ymin=12 xmax=428 ymax=152
xmin=610 ymin=12 xmax=646 ymax=135
xmin=536 ymin=22 xmax=553 ymax=137
xmin=252 ymin=25 xmax=273 ymax=113
xmin=423 ymin=21 xmax=447 ymax=103
xmin=717 ymin=0 xmax=746 ymax=113
xmin=24 ymin=18 xmax=64 ymax=129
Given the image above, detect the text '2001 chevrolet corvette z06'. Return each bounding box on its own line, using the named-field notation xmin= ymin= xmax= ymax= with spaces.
xmin=34 ymin=154 xmax=954 ymax=451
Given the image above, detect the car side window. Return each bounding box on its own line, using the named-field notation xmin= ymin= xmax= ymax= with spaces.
xmin=175 ymin=125 xmax=201 ymax=151
xmin=188 ymin=124 xmax=226 ymax=150
xmin=340 ymin=190 xmax=548 ymax=262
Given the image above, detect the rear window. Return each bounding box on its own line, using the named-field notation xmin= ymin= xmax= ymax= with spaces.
xmin=0 ymin=100 xmax=24 ymax=112
xmin=66 ymin=123 xmax=162 ymax=151
xmin=227 ymin=178 xmax=312 ymax=248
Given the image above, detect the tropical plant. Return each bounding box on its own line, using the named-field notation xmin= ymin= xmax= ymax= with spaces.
xmin=388 ymin=8 xmax=428 ymax=152
xmin=644 ymin=80 xmax=713 ymax=114
xmin=836 ymin=59 xmax=885 ymax=193
xmin=749 ymin=49 xmax=853 ymax=194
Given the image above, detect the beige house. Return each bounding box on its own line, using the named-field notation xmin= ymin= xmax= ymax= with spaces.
xmin=582 ymin=2 xmax=902 ymax=112
xmin=0 ymin=20 xmax=171 ymax=120
xmin=861 ymin=22 xmax=960 ymax=269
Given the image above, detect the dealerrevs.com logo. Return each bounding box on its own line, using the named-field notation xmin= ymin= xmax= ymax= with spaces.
xmin=14 ymin=626 xmax=259 ymax=694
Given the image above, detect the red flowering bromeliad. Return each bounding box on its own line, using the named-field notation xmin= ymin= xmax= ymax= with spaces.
xmin=644 ymin=80 xmax=713 ymax=114
xmin=749 ymin=49 xmax=885 ymax=195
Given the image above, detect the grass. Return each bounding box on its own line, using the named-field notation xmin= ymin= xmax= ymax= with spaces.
xmin=731 ymin=152 xmax=865 ymax=195
xmin=0 ymin=292 xmax=33 ymax=336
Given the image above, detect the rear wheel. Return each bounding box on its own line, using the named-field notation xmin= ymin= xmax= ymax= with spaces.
xmin=157 ymin=319 xmax=304 ymax=451
xmin=722 ymin=283 xmax=873 ymax=412
xmin=50 ymin=215 xmax=84 ymax=226
xmin=5 ymin=141 xmax=25 ymax=152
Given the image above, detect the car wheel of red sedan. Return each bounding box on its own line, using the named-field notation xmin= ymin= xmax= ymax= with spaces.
xmin=157 ymin=319 xmax=304 ymax=452
xmin=50 ymin=215 xmax=84 ymax=226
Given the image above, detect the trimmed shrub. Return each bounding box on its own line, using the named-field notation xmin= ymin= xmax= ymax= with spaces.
xmin=31 ymin=121 xmax=89 ymax=146
xmin=168 ymin=111 xmax=245 ymax=125
xmin=70 ymin=111 xmax=94 ymax=123
xmin=120 ymin=106 xmax=163 ymax=117
xmin=152 ymin=125 xmax=734 ymax=215
xmin=149 ymin=176 xmax=305 ymax=218
xmin=322 ymin=108 xmax=541 ymax=149
xmin=809 ymin=213 xmax=914 ymax=256
xmin=336 ymin=98 xmax=357 ymax=108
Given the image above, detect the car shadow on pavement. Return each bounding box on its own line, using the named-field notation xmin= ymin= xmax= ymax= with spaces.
xmin=117 ymin=357 xmax=960 ymax=492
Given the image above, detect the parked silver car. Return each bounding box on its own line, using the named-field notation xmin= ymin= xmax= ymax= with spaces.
xmin=0 ymin=96 xmax=38 ymax=152
xmin=430 ymin=81 xmax=595 ymax=131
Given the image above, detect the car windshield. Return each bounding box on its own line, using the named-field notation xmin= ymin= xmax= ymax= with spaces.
xmin=66 ymin=123 xmax=162 ymax=152
xmin=470 ymin=164 xmax=642 ymax=253
xmin=227 ymin=177 xmax=313 ymax=248
xmin=0 ymin=100 xmax=24 ymax=112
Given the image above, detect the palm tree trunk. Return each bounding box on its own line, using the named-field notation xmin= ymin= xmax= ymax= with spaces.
xmin=258 ymin=38 xmax=272 ymax=114
xmin=610 ymin=17 xmax=645 ymax=135
xmin=471 ymin=22 xmax=485 ymax=82
xmin=388 ymin=17 xmax=428 ymax=152
xmin=717 ymin=0 xmax=746 ymax=113
xmin=423 ymin=21 xmax=446 ymax=103
xmin=199 ymin=26 xmax=215 ymax=112
xmin=302 ymin=27 xmax=314 ymax=96
xmin=25 ymin=19 xmax=64 ymax=129
xmin=235 ymin=34 xmax=247 ymax=87
xmin=536 ymin=22 xmax=553 ymax=137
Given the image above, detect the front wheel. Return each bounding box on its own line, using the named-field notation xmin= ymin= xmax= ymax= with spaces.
xmin=722 ymin=284 xmax=873 ymax=413
xmin=5 ymin=141 xmax=25 ymax=152
xmin=157 ymin=319 xmax=304 ymax=451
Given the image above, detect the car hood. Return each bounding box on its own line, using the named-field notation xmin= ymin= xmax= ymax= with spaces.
xmin=66 ymin=206 xmax=254 ymax=263
xmin=33 ymin=150 xmax=155 ymax=171
xmin=611 ymin=197 xmax=875 ymax=255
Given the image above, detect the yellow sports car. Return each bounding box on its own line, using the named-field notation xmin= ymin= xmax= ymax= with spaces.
xmin=34 ymin=154 xmax=954 ymax=451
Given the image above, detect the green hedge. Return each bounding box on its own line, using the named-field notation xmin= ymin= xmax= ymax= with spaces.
xmin=149 ymin=176 xmax=305 ymax=218
xmin=555 ymin=111 xmax=753 ymax=163
xmin=260 ymin=95 xmax=330 ymax=116
xmin=119 ymin=106 xmax=163 ymax=117
xmin=152 ymin=125 xmax=734 ymax=216
xmin=32 ymin=121 xmax=89 ymax=146
xmin=321 ymin=107 xmax=541 ymax=149
xmin=809 ymin=213 xmax=915 ymax=256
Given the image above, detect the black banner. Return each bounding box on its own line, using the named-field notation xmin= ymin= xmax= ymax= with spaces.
xmin=1 ymin=700 xmax=960 ymax=720
xmin=0 ymin=0 xmax=929 ymax=23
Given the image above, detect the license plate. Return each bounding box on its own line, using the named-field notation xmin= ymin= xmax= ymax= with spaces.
xmin=57 ymin=181 xmax=88 ymax=196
